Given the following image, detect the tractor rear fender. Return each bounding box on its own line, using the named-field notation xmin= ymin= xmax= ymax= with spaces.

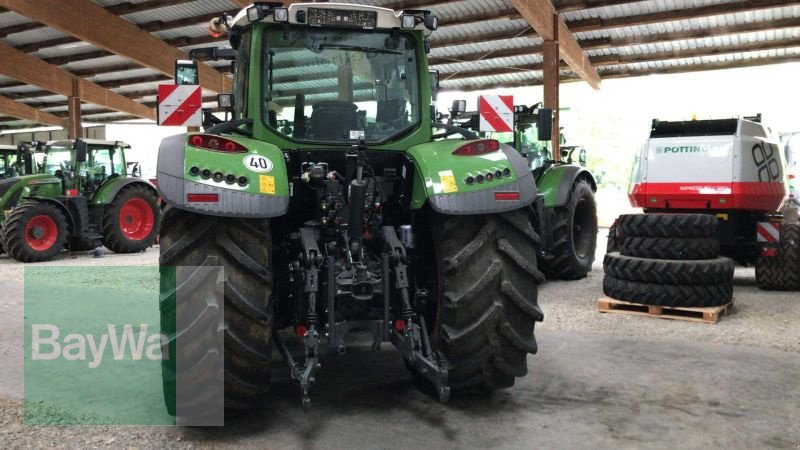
xmin=24 ymin=196 xmax=77 ymax=232
xmin=91 ymin=177 xmax=158 ymax=205
xmin=156 ymin=133 xmax=289 ymax=218
xmin=537 ymin=165 xmax=596 ymax=209
xmin=407 ymin=140 xmax=537 ymax=214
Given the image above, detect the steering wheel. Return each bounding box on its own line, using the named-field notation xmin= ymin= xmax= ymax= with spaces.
xmin=432 ymin=122 xmax=478 ymax=140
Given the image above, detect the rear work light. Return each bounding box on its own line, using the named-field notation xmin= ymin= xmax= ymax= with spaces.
xmin=187 ymin=193 xmax=219 ymax=203
xmin=188 ymin=134 xmax=247 ymax=153
xmin=452 ymin=139 xmax=500 ymax=156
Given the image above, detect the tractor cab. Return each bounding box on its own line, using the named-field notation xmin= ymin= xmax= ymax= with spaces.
xmin=0 ymin=145 xmax=18 ymax=179
xmin=42 ymin=139 xmax=129 ymax=197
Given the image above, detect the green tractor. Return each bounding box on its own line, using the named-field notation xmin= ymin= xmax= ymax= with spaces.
xmin=445 ymin=101 xmax=598 ymax=280
xmin=157 ymin=3 xmax=549 ymax=417
xmin=0 ymin=139 xmax=160 ymax=261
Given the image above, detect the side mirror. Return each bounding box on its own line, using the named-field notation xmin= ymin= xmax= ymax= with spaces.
xmin=428 ymin=69 xmax=440 ymax=101
xmin=74 ymin=139 xmax=87 ymax=162
xmin=537 ymin=108 xmax=553 ymax=141
xmin=579 ymin=148 xmax=587 ymax=167
xmin=451 ymin=99 xmax=466 ymax=116
xmin=175 ymin=59 xmax=199 ymax=85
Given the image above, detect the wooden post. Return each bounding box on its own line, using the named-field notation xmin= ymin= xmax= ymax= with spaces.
xmin=543 ymin=13 xmax=560 ymax=161
xmin=67 ymin=78 xmax=82 ymax=139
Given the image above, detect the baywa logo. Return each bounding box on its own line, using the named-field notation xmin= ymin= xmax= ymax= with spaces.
xmin=656 ymin=144 xmax=726 ymax=154
xmin=32 ymin=324 xmax=167 ymax=368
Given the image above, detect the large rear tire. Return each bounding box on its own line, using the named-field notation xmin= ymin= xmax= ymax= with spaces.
xmin=756 ymin=223 xmax=800 ymax=291
xmin=541 ymin=179 xmax=598 ymax=280
xmin=159 ymin=207 xmax=273 ymax=415
xmin=428 ymin=208 xmax=544 ymax=393
xmin=103 ymin=185 xmax=160 ymax=253
xmin=2 ymin=201 xmax=67 ymax=262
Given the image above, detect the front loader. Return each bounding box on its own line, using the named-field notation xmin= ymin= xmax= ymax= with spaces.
xmin=156 ymin=3 xmax=547 ymax=418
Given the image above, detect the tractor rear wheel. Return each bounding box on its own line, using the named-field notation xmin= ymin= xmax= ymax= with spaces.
xmin=159 ymin=207 xmax=273 ymax=415
xmin=2 ymin=201 xmax=67 ymax=262
xmin=425 ymin=208 xmax=544 ymax=393
xmin=103 ymin=185 xmax=160 ymax=253
xmin=541 ymin=179 xmax=597 ymax=280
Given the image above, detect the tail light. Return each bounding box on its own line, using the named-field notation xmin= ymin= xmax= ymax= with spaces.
xmin=188 ymin=134 xmax=247 ymax=153
xmin=789 ymin=174 xmax=796 ymax=179
xmin=187 ymin=193 xmax=219 ymax=203
xmin=452 ymin=139 xmax=500 ymax=156
xmin=494 ymin=192 xmax=520 ymax=201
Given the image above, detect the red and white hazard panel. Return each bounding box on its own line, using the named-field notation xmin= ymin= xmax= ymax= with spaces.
xmin=158 ymin=84 xmax=202 ymax=127
xmin=756 ymin=222 xmax=780 ymax=243
xmin=478 ymin=95 xmax=514 ymax=133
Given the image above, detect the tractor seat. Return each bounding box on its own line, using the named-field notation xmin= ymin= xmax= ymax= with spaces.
xmin=309 ymin=101 xmax=357 ymax=140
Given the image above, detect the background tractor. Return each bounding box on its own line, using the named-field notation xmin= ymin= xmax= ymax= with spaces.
xmin=0 ymin=139 xmax=160 ymax=262
xmin=443 ymin=101 xmax=598 ymax=280
xmin=156 ymin=2 xmax=546 ymax=418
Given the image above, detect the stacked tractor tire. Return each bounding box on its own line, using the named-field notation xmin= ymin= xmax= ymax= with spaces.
xmin=604 ymin=214 xmax=734 ymax=308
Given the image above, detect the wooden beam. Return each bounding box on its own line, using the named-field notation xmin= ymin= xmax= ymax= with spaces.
xmin=0 ymin=41 xmax=154 ymax=120
xmin=0 ymin=94 xmax=66 ymax=127
xmin=0 ymin=0 xmax=231 ymax=93
xmin=511 ymin=0 xmax=601 ymax=89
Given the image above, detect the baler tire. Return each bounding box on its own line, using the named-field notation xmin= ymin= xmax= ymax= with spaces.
xmin=619 ymin=236 xmax=719 ymax=260
xmin=103 ymin=185 xmax=160 ymax=254
xmin=756 ymin=223 xmax=800 ymax=291
xmin=427 ymin=208 xmax=545 ymax=394
xmin=2 ymin=201 xmax=67 ymax=263
xmin=602 ymin=275 xmax=732 ymax=308
xmin=604 ymin=252 xmax=734 ymax=285
xmin=540 ymin=179 xmax=597 ymax=280
xmin=159 ymin=206 xmax=273 ymax=416
xmin=618 ymin=213 xmax=717 ymax=238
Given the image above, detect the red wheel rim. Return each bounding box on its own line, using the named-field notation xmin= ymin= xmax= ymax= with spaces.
xmin=119 ymin=198 xmax=154 ymax=241
xmin=25 ymin=214 xmax=58 ymax=251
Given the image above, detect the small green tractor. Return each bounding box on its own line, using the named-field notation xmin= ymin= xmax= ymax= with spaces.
xmin=0 ymin=139 xmax=160 ymax=262
xmin=155 ymin=2 xmax=593 ymax=419
xmin=445 ymin=101 xmax=598 ymax=280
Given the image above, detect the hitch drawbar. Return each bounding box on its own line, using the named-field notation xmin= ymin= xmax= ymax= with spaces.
xmin=274 ymin=226 xmax=450 ymax=411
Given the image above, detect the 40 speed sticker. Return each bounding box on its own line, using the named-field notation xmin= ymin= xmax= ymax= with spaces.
xmin=243 ymin=154 xmax=273 ymax=173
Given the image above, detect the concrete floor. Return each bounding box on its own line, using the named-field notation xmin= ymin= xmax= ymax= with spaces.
xmin=1 ymin=233 xmax=799 ymax=449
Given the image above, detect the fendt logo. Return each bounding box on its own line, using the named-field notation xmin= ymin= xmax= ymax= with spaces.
xmin=655 ymin=144 xmax=727 ymax=154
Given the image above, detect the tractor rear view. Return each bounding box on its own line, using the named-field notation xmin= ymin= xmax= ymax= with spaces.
xmin=156 ymin=2 xmax=546 ymax=419
xmin=0 ymin=139 xmax=160 ymax=262
xmin=445 ymin=100 xmax=598 ymax=280
xmin=618 ymin=116 xmax=799 ymax=293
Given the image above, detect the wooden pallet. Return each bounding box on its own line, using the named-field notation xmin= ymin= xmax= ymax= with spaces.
xmin=597 ymin=297 xmax=734 ymax=324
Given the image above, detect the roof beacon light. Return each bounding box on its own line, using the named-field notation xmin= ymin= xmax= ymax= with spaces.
xmin=273 ymin=7 xmax=289 ymax=23
xmin=401 ymin=14 xmax=416 ymax=29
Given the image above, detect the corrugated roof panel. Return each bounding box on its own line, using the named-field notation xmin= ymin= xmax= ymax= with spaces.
xmin=59 ymin=55 xmax=134 ymax=71
xmin=562 ymin=0 xmax=732 ymax=21
xmin=0 ymin=10 xmax=34 ymax=28
xmin=120 ymin=0 xmax=238 ymax=23
xmin=433 ymin=54 xmax=543 ymax=74
xmin=31 ymin=41 xmax=101 ymax=59
xmin=87 ymin=67 xmax=160 ymax=83
xmin=153 ymin=24 xmax=209 ymax=40
xmin=2 ymin=26 xmax=68 ymax=47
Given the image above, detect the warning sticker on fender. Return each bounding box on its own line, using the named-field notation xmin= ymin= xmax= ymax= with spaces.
xmin=259 ymin=175 xmax=275 ymax=194
xmin=439 ymin=170 xmax=458 ymax=193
